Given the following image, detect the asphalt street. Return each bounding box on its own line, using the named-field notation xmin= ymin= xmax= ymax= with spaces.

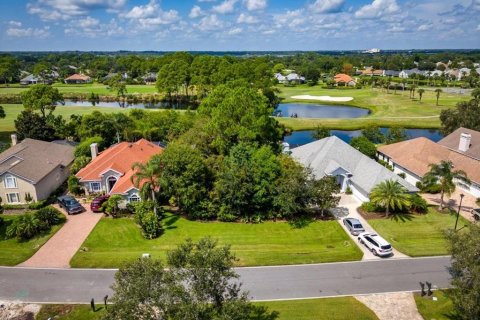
xmin=0 ymin=256 xmax=451 ymax=303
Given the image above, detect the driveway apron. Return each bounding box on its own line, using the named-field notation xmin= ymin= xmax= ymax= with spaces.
xmin=18 ymin=205 xmax=102 ymax=268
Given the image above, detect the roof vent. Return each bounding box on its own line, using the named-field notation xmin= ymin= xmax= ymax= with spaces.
xmin=458 ymin=133 xmax=471 ymax=153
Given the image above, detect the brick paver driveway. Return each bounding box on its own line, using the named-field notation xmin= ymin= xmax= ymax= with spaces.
xmin=422 ymin=190 xmax=478 ymax=223
xmin=18 ymin=204 xmax=102 ymax=268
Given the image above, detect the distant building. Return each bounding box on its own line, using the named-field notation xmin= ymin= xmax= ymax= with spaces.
xmin=361 ymin=68 xmax=384 ymax=76
xmin=20 ymin=74 xmax=43 ymax=85
xmin=334 ymin=73 xmax=356 ymax=86
xmin=64 ymin=73 xmax=92 ymax=84
xmin=382 ymin=70 xmax=400 ymax=77
xmin=142 ymin=72 xmax=157 ymax=84
xmin=399 ymin=68 xmax=422 ymax=78
xmin=275 ymin=72 xmax=305 ymax=84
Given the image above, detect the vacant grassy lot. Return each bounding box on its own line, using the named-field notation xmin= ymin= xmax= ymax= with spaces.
xmin=37 ymin=297 xmax=378 ymax=320
xmin=0 ymin=215 xmax=64 ymax=266
xmin=276 ymin=85 xmax=468 ymax=130
xmin=0 ymin=83 xmax=157 ymax=95
xmin=367 ymin=208 xmax=469 ymax=256
xmin=70 ymin=214 xmax=362 ymax=268
xmin=414 ymin=291 xmax=456 ymax=320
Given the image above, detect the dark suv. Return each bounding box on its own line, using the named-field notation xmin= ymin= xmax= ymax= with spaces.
xmin=90 ymin=195 xmax=110 ymax=213
xmin=57 ymin=195 xmax=84 ymax=215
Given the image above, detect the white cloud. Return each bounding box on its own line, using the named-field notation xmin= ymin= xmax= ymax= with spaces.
xmin=196 ymin=14 xmax=223 ymax=30
xmin=123 ymin=0 xmax=179 ymax=27
xmin=477 ymin=24 xmax=480 ymax=31
xmin=237 ymin=13 xmax=259 ymax=24
xmin=227 ymin=27 xmax=243 ymax=35
xmin=28 ymin=0 xmax=126 ymax=18
xmin=189 ymin=5 xmax=205 ymax=18
xmin=6 ymin=26 xmax=50 ymax=38
xmin=417 ymin=23 xmax=432 ymax=31
xmin=212 ymin=0 xmax=237 ymax=14
xmin=243 ymin=0 xmax=267 ymax=11
xmin=355 ymin=0 xmax=400 ymax=19
xmin=8 ymin=21 xmax=22 ymax=27
xmin=65 ymin=18 xmax=123 ymax=37
xmin=77 ymin=16 xmax=100 ymax=28
xmin=309 ymin=0 xmax=345 ymax=14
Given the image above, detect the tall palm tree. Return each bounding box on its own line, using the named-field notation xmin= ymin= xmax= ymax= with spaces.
xmin=401 ymin=78 xmax=407 ymax=94
xmin=131 ymin=155 xmax=162 ymax=212
xmin=417 ymin=88 xmax=425 ymax=102
xmin=434 ymin=88 xmax=442 ymax=106
xmin=410 ymin=85 xmax=417 ymax=99
xmin=370 ymin=180 xmax=411 ymax=217
xmin=423 ymin=160 xmax=470 ymax=210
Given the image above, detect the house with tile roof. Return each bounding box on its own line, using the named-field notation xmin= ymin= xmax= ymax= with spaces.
xmin=64 ymin=73 xmax=92 ymax=84
xmin=377 ymin=128 xmax=480 ymax=198
xmin=0 ymin=135 xmax=74 ymax=204
xmin=75 ymin=139 xmax=163 ymax=202
xmin=334 ymin=74 xmax=356 ymax=86
xmin=291 ymin=136 xmax=418 ymax=202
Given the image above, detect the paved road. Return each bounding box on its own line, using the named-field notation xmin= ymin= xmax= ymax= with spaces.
xmin=0 ymin=256 xmax=451 ymax=303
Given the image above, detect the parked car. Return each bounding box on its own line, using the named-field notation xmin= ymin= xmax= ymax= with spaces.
xmin=57 ymin=195 xmax=84 ymax=215
xmin=472 ymin=208 xmax=480 ymax=221
xmin=358 ymin=232 xmax=393 ymax=257
xmin=343 ymin=218 xmax=365 ymax=235
xmin=91 ymin=194 xmax=110 ymax=213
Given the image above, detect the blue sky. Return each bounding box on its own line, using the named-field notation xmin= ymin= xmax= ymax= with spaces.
xmin=0 ymin=0 xmax=479 ymax=51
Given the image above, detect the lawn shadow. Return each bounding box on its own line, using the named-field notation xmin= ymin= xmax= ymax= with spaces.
xmin=390 ymin=213 xmax=415 ymax=222
xmin=93 ymin=306 xmax=104 ymax=313
xmin=163 ymin=214 xmax=180 ymax=230
xmin=288 ymin=215 xmax=315 ymax=229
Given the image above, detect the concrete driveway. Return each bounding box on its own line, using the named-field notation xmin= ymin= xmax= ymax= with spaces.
xmin=18 ymin=204 xmax=102 ymax=268
xmin=331 ymin=195 xmax=409 ymax=260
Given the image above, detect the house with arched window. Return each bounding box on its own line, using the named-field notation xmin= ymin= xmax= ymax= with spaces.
xmin=76 ymin=139 xmax=163 ymax=202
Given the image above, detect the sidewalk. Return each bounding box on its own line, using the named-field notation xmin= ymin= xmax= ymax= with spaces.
xmin=331 ymin=195 xmax=409 ymax=260
xmin=18 ymin=205 xmax=102 ymax=268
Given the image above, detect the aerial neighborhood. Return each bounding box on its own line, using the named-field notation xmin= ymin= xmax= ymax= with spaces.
xmin=0 ymin=0 xmax=480 ymax=319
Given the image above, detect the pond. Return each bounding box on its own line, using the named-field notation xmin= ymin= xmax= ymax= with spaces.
xmin=284 ymin=128 xmax=444 ymax=147
xmin=274 ymin=103 xmax=370 ymax=118
xmin=60 ymin=100 xmax=192 ymax=109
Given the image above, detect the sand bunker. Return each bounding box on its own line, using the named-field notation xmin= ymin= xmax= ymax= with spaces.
xmin=291 ymin=95 xmax=354 ymax=102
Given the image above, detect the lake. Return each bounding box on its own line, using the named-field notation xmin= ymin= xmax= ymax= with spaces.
xmin=284 ymin=128 xmax=443 ymax=147
xmin=274 ymin=103 xmax=370 ymax=118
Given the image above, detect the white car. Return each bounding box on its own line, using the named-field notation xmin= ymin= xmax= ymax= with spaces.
xmin=358 ymin=232 xmax=393 ymax=257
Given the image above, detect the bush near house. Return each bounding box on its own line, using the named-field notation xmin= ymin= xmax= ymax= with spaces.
xmin=4 ymin=206 xmax=64 ymax=241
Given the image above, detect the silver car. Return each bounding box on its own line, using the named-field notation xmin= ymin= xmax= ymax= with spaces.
xmin=343 ymin=218 xmax=365 ymax=235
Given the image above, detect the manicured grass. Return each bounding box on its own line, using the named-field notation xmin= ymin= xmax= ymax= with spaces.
xmin=414 ymin=290 xmax=456 ymax=320
xmin=0 ymin=83 xmax=157 ymax=95
xmin=36 ymin=297 xmax=378 ymax=320
xmin=36 ymin=304 xmax=105 ymax=320
xmin=276 ymin=85 xmax=468 ymax=130
xmin=257 ymin=297 xmax=379 ymax=320
xmin=367 ymin=208 xmax=469 ymax=256
xmin=0 ymin=215 xmax=64 ymax=266
xmin=70 ymin=214 xmax=362 ymax=268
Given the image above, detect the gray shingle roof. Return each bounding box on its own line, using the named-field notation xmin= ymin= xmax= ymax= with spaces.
xmin=291 ymin=136 xmax=418 ymax=195
xmin=0 ymin=139 xmax=74 ymax=184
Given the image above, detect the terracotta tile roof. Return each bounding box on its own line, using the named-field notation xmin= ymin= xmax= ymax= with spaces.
xmin=377 ymin=137 xmax=480 ymax=184
xmin=65 ymin=73 xmax=90 ymax=81
xmin=334 ymin=73 xmax=355 ymax=83
xmin=438 ymin=127 xmax=480 ymax=160
xmin=76 ymin=139 xmax=163 ymax=194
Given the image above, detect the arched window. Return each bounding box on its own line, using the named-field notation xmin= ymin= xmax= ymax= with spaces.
xmin=107 ymin=176 xmax=117 ymax=192
xmin=129 ymin=194 xmax=140 ymax=202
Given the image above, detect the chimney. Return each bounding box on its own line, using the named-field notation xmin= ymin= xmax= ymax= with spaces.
xmin=90 ymin=143 xmax=99 ymax=159
xmin=11 ymin=134 xmax=17 ymax=146
xmin=458 ymin=133 xmax=471 ymax=152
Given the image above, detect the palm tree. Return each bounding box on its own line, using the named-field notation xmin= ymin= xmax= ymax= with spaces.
xmin=131 ymin=155 xmax=162 ymax=212
xmin=417 ymin=88 xmax=425 ymax=102
xmin=401 ymin=78 xmax=407 ymax=94
xmin=370 ymin=180 xmax=411 ymax=217
xmin=410 ymin=85 xmax=417 ymax=99
xmin=434 ymin=88 xmax=442 ymax=106
xmin=423 ymin=160 xmax=470 ymax=210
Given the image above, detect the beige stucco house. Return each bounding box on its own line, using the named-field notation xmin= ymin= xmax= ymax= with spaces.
xmin=0 ymin=136 xmax=74 ymax=204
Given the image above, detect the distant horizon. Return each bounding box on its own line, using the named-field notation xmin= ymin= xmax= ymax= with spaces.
xmin=1 ymin=1 xmax=479 ymax=51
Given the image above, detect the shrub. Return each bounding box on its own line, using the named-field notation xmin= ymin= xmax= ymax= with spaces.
xmin=71 ymin=155 xmax=91 ymax=174
xmin=24 ymin=193 xmax=33 ymax=203
xmin=74 ymin=136 xmax=104 ymax=158
xmin=409 ymin=194 xmax=428 ymax=213
xmin=398 ymin=173 xmax=406 ymax=179
xmin=28 ymin=200 xmax=48 ymax=210
xmin=0 ymin=215 xmax=3 ymax=227
xmin=377 ymin=159 xmax=393 ymax=171
xmin=2 ymin=204 xmax=26 ymax=210
xmin=360 ymin=201 xmax=382 ymax=213
xmin=417 ymin=181 xmax=442 ymax=194
xmin=6 ymin=213 xmax=41 ymax=240
xmin=345 ymin=186 xmax=353 ymax=195
xmin=35 ymin=206 xmax=64 ymax=228
xmin=68 ymin=175 xmax=83 ymax=195
xmin=139 ymin=211 xmax=163 ymax=239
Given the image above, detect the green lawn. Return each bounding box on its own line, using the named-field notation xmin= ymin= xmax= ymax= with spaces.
xmin=0 ymin=215 xmax=64 ymax=266
xmin=414 ymin=291 xmax=456 ymax=320
xmin=0 ymin=83 xmax=157 ymax=95
xmin=36 ymin=297 xmax=378 ymax=320
xmin=70 ymin=214 xmax=362 ymax=268
xmin=367 ymin=208 xmax=469 ymax=256
xmin=276 ymin=85 xmax=467 ymax=130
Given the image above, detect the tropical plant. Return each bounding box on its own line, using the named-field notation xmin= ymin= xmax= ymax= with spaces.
xmin=422 ymin=160 xmax=470 ymax=210
xmin=435 ymin=88 xmax=442 ymax=106
xmin=369 ymin=180 xmax=411 ymax=217
xmin=131 ymin=158 xmax=161 ymax=213
xmin=0 ymin=106 xmax=5 ymax=119
xmin=67 ymin=175 xmax=83 ymax=195
xmin=35 ymin=206 xmax=64 ymax=228
xmin=101 ymin=195 xmax=123 ymax=217
xmin=6 ymin=213 xmax=41 ymax=240
xmin=417 ymin=88 xmax=425 ymax=101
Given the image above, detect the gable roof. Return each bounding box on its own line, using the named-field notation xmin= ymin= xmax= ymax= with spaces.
xmin=0 ymin=139 xmax=74 ymax=184
xmin=291 ymin=136 xmax=417 ymax=195
xmin=334 ymin=74 xmax=355 ymax=84
xmin=20 ymin=74 xmax=42 ymax=82
xmin=378 ymin=137 xmax=480 ymax=184
xmin=438 ymin=127 xmax=480 ymax=160
xmin=76 ymin=139 xmax=163 ymax=194
xmin=65 ymin=73 xmax=90 ymax=81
